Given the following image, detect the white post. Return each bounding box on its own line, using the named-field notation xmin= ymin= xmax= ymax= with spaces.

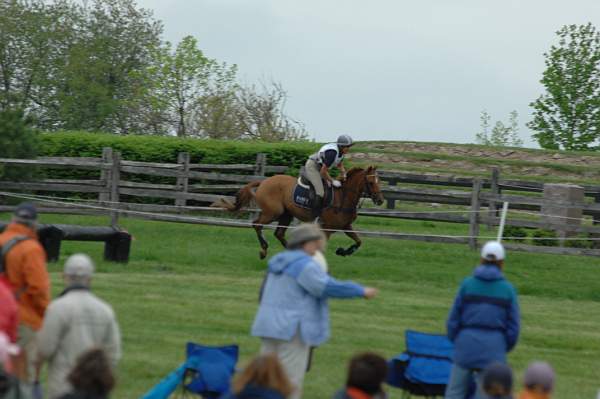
xmin=496 ymin=202 xmax=509 ymax=242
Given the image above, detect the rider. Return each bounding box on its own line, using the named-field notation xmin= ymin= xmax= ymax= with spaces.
xmin=305 ymin=134 xmax=354 ymax=217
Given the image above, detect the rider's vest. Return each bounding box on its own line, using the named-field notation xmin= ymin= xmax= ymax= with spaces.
xmin=309 ymin=143 xmax=344 ymax=168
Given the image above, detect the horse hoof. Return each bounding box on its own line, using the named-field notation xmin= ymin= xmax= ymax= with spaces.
xmin=260 ymin=250 xmax=267 ymax=259
xmin=336 ymin=248 xmax=347 ymax=257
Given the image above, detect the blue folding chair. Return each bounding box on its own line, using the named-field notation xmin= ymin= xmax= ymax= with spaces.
xmin=387 ymin=330 xmax=455 ymax=399
xmin=143 ymin=342 xmax=239 ymax=399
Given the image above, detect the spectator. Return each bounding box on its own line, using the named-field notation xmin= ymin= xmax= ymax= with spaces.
xmin=518 ymin=362 xmax=555 ymax=399
xmin=251 ymin=223 xmax=378 ymax=399
xmin=55 ymin=348 xmax=115 ymax=399
xmin=445 ymin=241 xmax=520 ymax=399
xmin=333 ymin=353 xmax=388 ymax=399
xmin=0 ymin=332 xmax=29 ymax=399
xmin=0 ymin=278 xmax=18 ymax=348
xmin=222 ymin=354 xmax=294 ymax=399
xmin=482 ymin=362 xmax=513 ymax=399
xmin=0 ymin=203 xmax=50 ymax=384
xmin=37 ymin=254 xmax=121 ymax=399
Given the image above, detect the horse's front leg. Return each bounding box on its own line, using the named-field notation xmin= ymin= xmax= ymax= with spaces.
xmin=335 ymin=225 xmax=362 ymax=257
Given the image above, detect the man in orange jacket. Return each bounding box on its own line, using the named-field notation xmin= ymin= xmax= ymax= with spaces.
xmin=0 ymin=203 xmax=50 ymax=383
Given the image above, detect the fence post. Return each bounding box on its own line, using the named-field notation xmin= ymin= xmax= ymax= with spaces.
xmin=254 ymin=153 xmax=267 ymax=176
xmin=249 ymin=153 xmax=267 ymax=220
xmin=592 ymin=194 xmax=600 ymax=248
xmin=109 ymin=151 xmax=121 ymax=227
xmin=387 ymin=179 xmax=397 ymax=209
xmin=468 ymin=179 xmax=482 ymax=250
xmin=487 ymin=167 xmax=500 ymax=230
xmin=176 ymin=152 xmax=190 ymax=208
xmin=99 ymin=147 xmax=113 ymax=203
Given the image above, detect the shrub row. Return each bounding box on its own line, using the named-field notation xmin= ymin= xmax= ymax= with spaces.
xmin=39 ymin=132 xmax=319 ymax=174
xmin=503 ymin=226 xmax=596 ymax=248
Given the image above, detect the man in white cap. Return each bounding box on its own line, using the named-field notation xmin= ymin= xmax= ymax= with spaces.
xmin=36 ymin=254 xmax=121 ymax=399
xmin=444 ymin=241 xmax=520 ymax=399
xmin=252 ymin=223 xmax=378 ymax=399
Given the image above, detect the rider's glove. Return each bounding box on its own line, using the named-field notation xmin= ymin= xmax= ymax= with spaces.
xmin=332 ymin=180 xmax=342 ymax=188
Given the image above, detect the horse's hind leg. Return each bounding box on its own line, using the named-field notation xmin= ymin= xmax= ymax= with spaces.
xmin=336 ymin=225 xmax=362 ymax=257
xmin=274 ymin=212 xmax=293 ymax=248
xmin=254 ymin=213 xmax=274 ymax=259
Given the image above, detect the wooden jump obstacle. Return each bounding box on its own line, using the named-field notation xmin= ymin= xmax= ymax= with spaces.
xmin=0 ymin=222 xmax=132 ymax=263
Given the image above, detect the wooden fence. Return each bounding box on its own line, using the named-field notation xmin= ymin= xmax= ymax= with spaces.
xmin=2 ymin=149 xmax=600 ymax=257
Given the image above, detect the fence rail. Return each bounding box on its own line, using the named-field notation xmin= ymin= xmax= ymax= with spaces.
xmin=2 ymin=149 xmax=600 ymax=257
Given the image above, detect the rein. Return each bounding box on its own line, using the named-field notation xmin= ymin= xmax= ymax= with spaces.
xmin=332 ymin=172 xmax=374 ymax=214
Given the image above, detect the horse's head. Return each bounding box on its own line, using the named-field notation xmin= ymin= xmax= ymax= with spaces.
xmin=364 ymin=166 xmax=385 ymax=206
xmin=344 ymin=167 xmax=385 ymax=206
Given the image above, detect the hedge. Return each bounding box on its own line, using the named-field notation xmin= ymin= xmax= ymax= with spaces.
xmin=39 ymin=131 xmax=319 ymax=174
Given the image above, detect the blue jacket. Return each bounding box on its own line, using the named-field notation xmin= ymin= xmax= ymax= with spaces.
xmin=446 ymin=264 xmax=520 ymax=370
xmin=251 ymin=250 xmax=365 ymax=346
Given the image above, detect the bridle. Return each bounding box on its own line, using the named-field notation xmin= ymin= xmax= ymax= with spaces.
xmin=363 ymin=173 xmax=381 ymax=203
xmin=334 ymin=171 xmax=381 ymax=213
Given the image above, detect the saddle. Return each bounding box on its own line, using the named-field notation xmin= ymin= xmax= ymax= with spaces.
xmin=293 ymin=167 xmax=335 ymax=210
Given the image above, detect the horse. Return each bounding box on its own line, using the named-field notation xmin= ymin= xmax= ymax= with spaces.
xmin=214 ymin=166 xmax=385 ymax=259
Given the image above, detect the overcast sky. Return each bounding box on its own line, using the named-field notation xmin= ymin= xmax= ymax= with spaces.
xmin=137 ymin=0 xmax=600 ymax=146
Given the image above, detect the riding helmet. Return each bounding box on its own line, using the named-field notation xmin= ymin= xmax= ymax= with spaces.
xmin=337 ymin=134 xmax=354 ymax=147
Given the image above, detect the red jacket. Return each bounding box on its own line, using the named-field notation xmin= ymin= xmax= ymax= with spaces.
xmin=0 ymin=279 xmax=18 ymax=342
xmin=0 ymin=222 xmax=50 ymax=330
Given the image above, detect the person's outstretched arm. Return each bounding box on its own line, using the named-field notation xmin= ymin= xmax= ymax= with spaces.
xmin=296 ymin=262 xmax=376 ymax=299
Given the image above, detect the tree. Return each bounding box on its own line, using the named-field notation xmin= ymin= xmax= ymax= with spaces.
xmin=0 ymin=0 xmax=162 ymax=132
xmin=0 ymin=0 xmax=80 ymax=122
xmin=0 ymin=1 xmax=309 ymax=140
xmin=0 ymin=109 xmax=38 ymax=180
xmin=529 ymin=23 xmax=600 ymax=150
xmin=134 ymin=36 xmax=238 ymax=137
xmin=55 ymin=0 xmax=163 ymax=132
xmin=234 ymin=81 xmax=308 ymax=141
xmin=475 ymin=110 xmax=491 ymax=145
xmin=475 ymin=110 xmax=522 ymax=147
xmin=507 ymin=110 xmax=523 ymax=147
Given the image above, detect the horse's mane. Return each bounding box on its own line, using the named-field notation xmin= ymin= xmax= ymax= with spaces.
xmin=346 ymin=167 xmax=365 ymax=178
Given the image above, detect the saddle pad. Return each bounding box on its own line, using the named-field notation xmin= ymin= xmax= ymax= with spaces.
xmin=292 ymin=183 xmax=334 ymax=210
xmin=293 ymin=184 xmax=312 ymax=209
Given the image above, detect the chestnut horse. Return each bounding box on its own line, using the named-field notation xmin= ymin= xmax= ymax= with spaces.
xmin=215 ymin=166 xmax=385 ymax=259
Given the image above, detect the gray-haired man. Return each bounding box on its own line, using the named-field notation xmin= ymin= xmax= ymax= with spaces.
xmin=36 ymin=254 xmax=121 ymax=399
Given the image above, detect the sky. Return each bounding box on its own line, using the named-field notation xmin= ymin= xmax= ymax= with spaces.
xmin=136 ymin=0 xmax=600 ymax=146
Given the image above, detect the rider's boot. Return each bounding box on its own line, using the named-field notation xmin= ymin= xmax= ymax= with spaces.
xmin=311 ymin=195 xmax=324 ymax=220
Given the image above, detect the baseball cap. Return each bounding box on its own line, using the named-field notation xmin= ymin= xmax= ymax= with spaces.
xmin=482 ymin=362 xmax=513 ymax=399
xmin=64 ymin=254 xmax=95 ymax=277
xmin=287 ymin=223 xmax=325 ymax=249
xmin=481 ymin=241 xmax=506 ymax=262
xmin=14 ymin=202 xmax=37 ymax=222
xmin=523 ymin=361 xmax=555 ymax=392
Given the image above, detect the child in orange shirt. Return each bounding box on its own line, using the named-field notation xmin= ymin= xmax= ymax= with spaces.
xmin=518 ymin=362 xmax=555 ymax=399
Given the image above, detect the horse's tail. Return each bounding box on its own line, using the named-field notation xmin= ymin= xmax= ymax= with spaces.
xmin=212 ymin=180 xmax=261 ymax=212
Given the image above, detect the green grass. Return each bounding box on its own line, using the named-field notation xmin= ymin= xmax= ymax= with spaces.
xmin=16 ymin=213 xmax=600 ymax=399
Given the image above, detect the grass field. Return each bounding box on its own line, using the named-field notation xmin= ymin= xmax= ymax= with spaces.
xmin=14 ymin=212 xmax=600 ymax=399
